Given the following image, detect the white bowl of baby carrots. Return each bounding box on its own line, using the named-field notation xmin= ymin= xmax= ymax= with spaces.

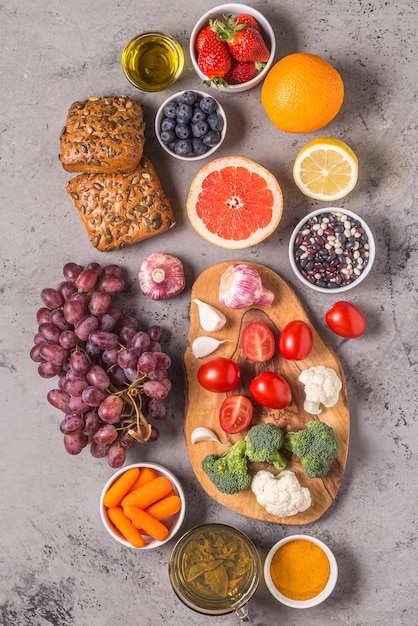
xmin=100 ymin=463 xmax=186 ymax=549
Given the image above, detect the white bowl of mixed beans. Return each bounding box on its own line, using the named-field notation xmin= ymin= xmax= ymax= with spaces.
xmin=289 ymin=208 xmax=375 ymax=293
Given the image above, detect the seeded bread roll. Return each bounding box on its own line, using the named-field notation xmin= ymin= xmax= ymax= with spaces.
xmin=60 ymin=95 xmax=145 ymax=173
xmin=66 ymin=156 xmax=176 ymax=251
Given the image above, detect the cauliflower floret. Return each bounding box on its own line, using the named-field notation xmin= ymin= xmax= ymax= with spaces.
xmin=298 ymin=365 xmax=342 ymax=414
xmin=251 ymin=470 xmax=311 ymax=518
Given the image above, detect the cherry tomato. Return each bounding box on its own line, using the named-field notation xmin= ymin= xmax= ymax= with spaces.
xmin=325 ymin=301 xmax=367 ymax=338
xmin=278 ymin=320 xmax=313 ymax=360
xmin=242 ymin=322 xmax=276 ymax=362
xmin=249 ymin=371 xmax=292 ymax=409
xmin=219 ymin=395 xmax=253 ymax=434
xmin=197 ymin=357 xmax=240 ymax=393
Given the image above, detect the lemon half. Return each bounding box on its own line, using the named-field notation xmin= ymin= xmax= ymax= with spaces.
xmin=293 ymin=138 xmax=358 ymax=201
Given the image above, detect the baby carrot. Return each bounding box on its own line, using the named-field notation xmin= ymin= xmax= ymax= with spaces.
xmin=144 ymin=495 xmax=181 ymax=521
xmin=128 ymin=466 xmax=157 ymax=492
xmin=121 ymin=476 xmax=173 ymax=509
xmin=103 ymin=467 xmax=140 ymax=508
xmin=123 ymin=505 xmax=169 ymax=542
xmin=107 ymin=506 xmax=145 ymax=548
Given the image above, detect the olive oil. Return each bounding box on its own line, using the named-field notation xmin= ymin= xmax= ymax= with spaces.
xmin=122 ymin=32 xmax=184 ymax=92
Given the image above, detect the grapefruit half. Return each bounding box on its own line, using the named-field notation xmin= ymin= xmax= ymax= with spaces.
xmin=186 ymin=156 xmax=283 ymax=249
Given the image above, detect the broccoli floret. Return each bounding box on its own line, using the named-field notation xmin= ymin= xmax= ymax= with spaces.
xmin=201 ymin=439 xmax=251 ymax=494
xmin=283 ymin=420 xmax=339 ymax=478
xmin=245 ymin=423 xmax=287 ymax=470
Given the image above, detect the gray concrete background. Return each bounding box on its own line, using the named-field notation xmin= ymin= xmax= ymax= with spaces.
xmin=0 ymin=1 xmax=416 ymax=625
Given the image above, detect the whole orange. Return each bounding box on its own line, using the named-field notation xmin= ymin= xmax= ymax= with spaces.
xmin=261 ymin=53 xmax=344 ymax=133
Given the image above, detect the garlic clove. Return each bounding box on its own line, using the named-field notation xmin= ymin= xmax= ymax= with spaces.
xmin=139 ymin=253 xmax=185 ymax=300
xmin=191 ymin=336 xmax=230 ymax=358
xmin=193 ymin=298 xmax=226 ymax=332
xmin=191 ymin=427 xmax=225 ymax=444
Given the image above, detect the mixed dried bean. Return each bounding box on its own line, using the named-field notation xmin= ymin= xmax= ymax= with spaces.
xmin=293 ymin=211 xmax=370 ymax=289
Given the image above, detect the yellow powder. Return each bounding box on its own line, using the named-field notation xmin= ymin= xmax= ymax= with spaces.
xmin=270 ymin=539 xmax=330 ymax=601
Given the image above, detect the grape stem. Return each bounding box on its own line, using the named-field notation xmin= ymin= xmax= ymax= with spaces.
xmin=124 ymin=388 xmax=152 ymax=443
xmin=111 ymin=380 xmax=152 ymax=443
xmin=71 ymin=334 xmax=154 ymax=445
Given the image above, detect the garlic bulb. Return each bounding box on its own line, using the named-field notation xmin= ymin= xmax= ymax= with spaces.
xmin=191 ymin=336 xmax=230 ymax=358
xmin=138 ymin=253 xmax=185 ymax=300
xmin=219 ymin=264 xmax=274 ymax=309
xmin=193 ymin=298 xmax=226 ymax=332
xmin=191 ymin=427 xmax=225 ymax=445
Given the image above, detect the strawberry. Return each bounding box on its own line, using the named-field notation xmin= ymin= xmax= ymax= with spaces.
xmin=224 ymin=60 xmax=258 ymax=85
xmin=198 ymin=37 xmax=232 ymax=82
xmin=212 ymin=16 xmax=270 ymax=63
xmin=196 ymin=25 xmax=217 ymax=55
xmin=235 ymin=13 xmax=261 ymax=32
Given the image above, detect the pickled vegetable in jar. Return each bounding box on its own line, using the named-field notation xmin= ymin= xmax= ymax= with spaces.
xmin=169 ymin=524 xmax=261 ymax=616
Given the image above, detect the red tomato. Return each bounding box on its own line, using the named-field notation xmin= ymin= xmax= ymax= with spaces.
xmin=242 ymin=322 xmax=276 ymax=362
xmin=249 ymin=371 xmax=292 ymax=409
xmin=197 ymin=357 xmax=240 ymax=393
xmin=325 ymin=301 xmax=367 ymax=338
xmin=219 ymin=395 xmax=253 ymax=434
xmin=278 ymin=320 xmax=313 ymax=360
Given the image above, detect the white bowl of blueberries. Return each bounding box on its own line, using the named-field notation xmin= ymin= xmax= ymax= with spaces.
xmin=154 ymin=90 xmax=227 ymax=160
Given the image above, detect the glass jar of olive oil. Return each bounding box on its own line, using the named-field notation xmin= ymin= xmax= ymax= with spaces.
xmin=168 ymin=524 xmax=261 ymax=619
xmin=121 ymin=31 xmax=184 ymax=92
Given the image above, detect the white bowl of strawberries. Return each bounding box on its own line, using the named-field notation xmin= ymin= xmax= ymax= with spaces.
xmin=190 ymin=3 xmax=276 ymax=93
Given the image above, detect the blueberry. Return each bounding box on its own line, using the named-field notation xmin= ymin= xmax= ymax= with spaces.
xmin=192 ymin=138 xmax=210 ymax=156
xmin=191 ymin=108 xmax=207 ymax=124
xmin=174 ymin=139 xmax=193 ymax=156
xmin=161 ymin=117 xmax=176 ymax=132
xmin=191 ymin=121 xmax=209 ymax=138
xmin=177 ymin=90 xmax=198 ymax=105
xmin=203 ymin=130 xmax=221 ymax=147
xmin=163 ymin=101 xmax=178 ymax=118
xmin=159 ymin=92 xmax=223 ymax=158
xmin=207 ymin=113 xmax=224 ymax=132
xmin=176 ymin=103 xmax=193 ymax=122
xmin=200 ymin=97 xmax=217 ymax=114
xmin=175 ymin=123 xmax=191 ymax=139
xmin=160 ymin=129 xmax=176 ymax=144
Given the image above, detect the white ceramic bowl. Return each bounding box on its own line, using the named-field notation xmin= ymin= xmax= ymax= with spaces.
xmin=289 ymin=207 xmax=376 ymax=293
xmin=264 ymin=535 xmax=338 ymax=608
xmin=100 ymin=462 xmax=186 ymax=549
xmin=190 ymin=4 xmax=276 ymax=93
xmin=155 ymin=89 xmax=227 ymax=161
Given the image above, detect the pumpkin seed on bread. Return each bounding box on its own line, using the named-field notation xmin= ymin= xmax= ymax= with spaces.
xmin=59 ymin=95 xmax=145 ymax=174
xmin=66 ymin=156 xmax=176 ymax=251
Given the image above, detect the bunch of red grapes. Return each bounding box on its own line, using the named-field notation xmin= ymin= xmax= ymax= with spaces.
xmin=30 ymin=262 xmax=172 ymax=468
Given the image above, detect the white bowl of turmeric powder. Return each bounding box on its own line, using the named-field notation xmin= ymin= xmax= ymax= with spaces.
xmin=264 ymin=535 xmax=338 ymax=608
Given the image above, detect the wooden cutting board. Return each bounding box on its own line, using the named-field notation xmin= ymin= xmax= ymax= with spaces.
xmin=183 ymin=261 xmax=349 ymax=525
